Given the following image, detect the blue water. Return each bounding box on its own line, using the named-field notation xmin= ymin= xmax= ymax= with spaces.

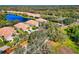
xmin=5 ymin=14 xmax=31 ymax=22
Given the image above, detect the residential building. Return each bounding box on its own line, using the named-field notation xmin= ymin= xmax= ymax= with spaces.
xmin=14 ymin=23 xmax=30 ymax=31
xmin=36 ymin=18 xmax=47 ymax=23
xmin=25 ymin=20 xmax=39 ymax=27
xmin=25 ymin=12 xmax=41 ymax=18
xmin=0 ymin=27 xmax=16 ymax=41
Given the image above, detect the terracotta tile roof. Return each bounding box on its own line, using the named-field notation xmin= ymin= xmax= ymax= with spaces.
xmin=25 ymin=20 xmax=39 ymax=27
xmin=0 ymin=27 xmax=16 ymax=41
xmin=14 ymin=23 xmax=30 ymax=31
xmin=0 ymin=27 xmax=16 ymax=37
xmin=25 ymin=12 xmax=41 ymax=17
xmin=36 ymin=18 xmax=47 ymax=22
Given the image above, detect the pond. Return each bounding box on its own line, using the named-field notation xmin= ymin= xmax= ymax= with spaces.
xmin=5 ymin=14 xmax=31 ymax=22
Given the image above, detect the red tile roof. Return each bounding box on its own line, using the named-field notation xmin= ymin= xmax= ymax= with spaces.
xmin=14 ymin=23 xmax=30 ymax=31
xmin=0 ymin=27 xmax=16 ymax=37
xmin=36 ymin=18 xmax=47 ymax=22
xmin=25 ymin=12 xmax=41 ymax=17
xmin=25 ymin=20 xmax=39 ymax=27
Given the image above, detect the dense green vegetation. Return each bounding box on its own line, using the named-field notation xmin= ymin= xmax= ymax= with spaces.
xmin=0 ymin=37 xmax=4 ymax=47
xmin=65 ymin=24 xmax=79 ymax=44
xmin=63 ymin=18 xmax=76 ymax=25
xmin=0 ymin=6 xmax=79 ymax=54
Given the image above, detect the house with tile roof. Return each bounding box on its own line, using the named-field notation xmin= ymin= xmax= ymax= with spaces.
xmin=25 ymin=20 xmax=39 ymax=27
xmin=25 ymin=12 xmax=41 ymax=18
xmin=36 ymin=18 xmax=47 ymax=23
xmin=14 ymin=23 xmax=30 ymax=31
xmin=0 ymin=27 xmax=16 ymax=41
